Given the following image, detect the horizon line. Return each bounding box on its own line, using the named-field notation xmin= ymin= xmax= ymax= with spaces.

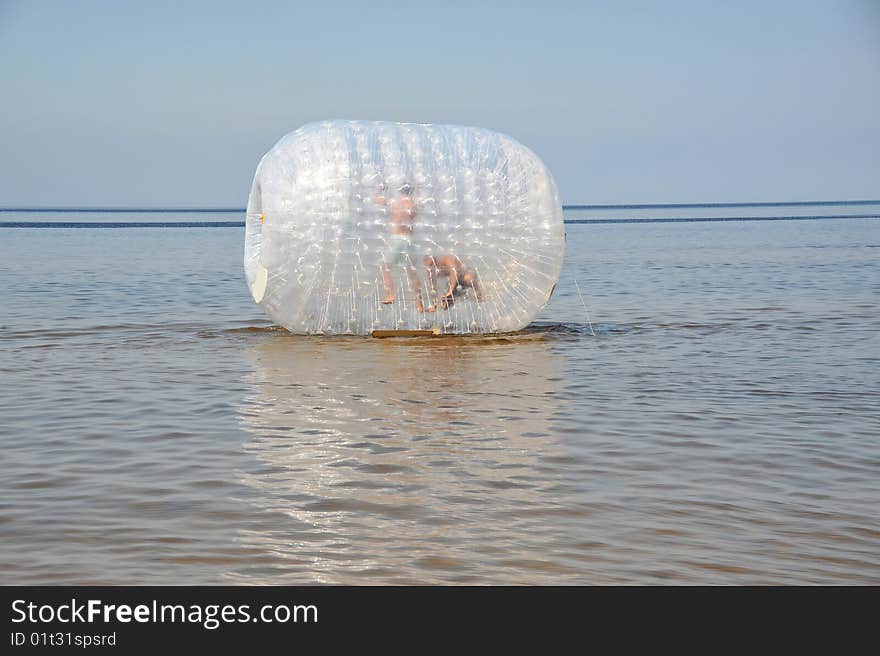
xmin=0 ymin=199 xmax=879 ymax=213
xmin=3 ymin=214 xmax=879 ymax=228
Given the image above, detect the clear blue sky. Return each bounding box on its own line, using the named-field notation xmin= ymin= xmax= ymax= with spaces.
xmin=1 ymin=0 xmax=878 ymax=206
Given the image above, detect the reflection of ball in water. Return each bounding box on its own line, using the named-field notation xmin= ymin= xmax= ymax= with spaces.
xmin=244 ymin=120 xmax=565 ymax=335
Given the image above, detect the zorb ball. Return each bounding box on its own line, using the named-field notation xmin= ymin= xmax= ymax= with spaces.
xmin=244 ymin=120 xmax=564 ymax=335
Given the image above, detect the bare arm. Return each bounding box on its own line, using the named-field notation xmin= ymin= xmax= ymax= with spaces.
xmin=444 ymin=267 xmax=459 ymax=299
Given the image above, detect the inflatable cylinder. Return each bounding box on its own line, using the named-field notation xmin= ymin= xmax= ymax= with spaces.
xmin=244 ymin=120 xmax=564 ymax=335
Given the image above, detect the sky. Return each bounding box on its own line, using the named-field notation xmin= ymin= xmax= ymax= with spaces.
xmin=0 ymin=0 xmax=878 ymax=206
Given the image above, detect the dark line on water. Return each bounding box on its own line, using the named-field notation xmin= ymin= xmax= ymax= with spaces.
xmin=0 ymin=221 xmax=247 ymax=228
xmin=564 ymin=200 xmax=880 ymax=210
xmin=0 ymin=208 xmax=246 ymax=213
xmin=2 ymin=214 xmax=879 ymax=228
xmin=565 ymin=214 xmax=880 ymax=225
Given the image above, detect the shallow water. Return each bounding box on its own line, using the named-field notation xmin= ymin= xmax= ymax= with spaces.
xmin=1 ymin=213 xmax=878 ymax=584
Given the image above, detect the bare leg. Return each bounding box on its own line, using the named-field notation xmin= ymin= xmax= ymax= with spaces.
xmin=407 ymin=266 xmax=425 ymax=313
xmin=380 ymin=264 xmax=394 ymax=304
xmin=447 ymin=266 xmax=460 ymax=296
xmin=424 ymin=258 xmax=438 ymax=312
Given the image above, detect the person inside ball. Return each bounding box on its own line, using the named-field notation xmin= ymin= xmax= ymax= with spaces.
xmin=373 ymin=182 xmax=424 ymax=311
xmin=423 ymin=254 xmax=484 ymax=312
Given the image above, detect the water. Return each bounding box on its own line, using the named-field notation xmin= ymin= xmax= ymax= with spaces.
xmin=1 ymin=209 xmax=879 ymax=584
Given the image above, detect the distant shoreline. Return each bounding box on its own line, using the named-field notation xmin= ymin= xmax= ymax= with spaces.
xmin=1 ymin=199 xmax=879 ymax=213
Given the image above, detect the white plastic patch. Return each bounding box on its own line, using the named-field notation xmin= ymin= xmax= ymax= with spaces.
xmin=244 ymin=120 xmax=564 ymax=335
xmin=251 ymin=262 xmax=268 ymax=303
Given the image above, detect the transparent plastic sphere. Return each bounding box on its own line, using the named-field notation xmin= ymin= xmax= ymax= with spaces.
xmin=244 ymin=120 xmax=564 ymax=335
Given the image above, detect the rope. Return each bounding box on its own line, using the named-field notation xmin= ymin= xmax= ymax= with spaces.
xmin=573 ymin=279 xmax=596 ymax=337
